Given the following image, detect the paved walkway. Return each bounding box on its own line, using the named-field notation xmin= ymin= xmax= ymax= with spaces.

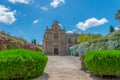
xmin=32 ymin=56 xmax=119 ymax=80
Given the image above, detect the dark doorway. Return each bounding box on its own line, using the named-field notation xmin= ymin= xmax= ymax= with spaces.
xmin=54 ymin=48 xmax=58 ymax=55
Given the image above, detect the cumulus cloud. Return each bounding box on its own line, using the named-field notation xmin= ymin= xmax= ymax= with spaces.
xmin=41 ymin=6 xmax=49 ymax=11
xmin=66 ymin=31 xmax=74 ymax=33
xmin=59 ymin=23 xmax=63 ymax=28
xmin=76 ymin=17 xmax=108 ymax=31
xmin=50 ymin=0 xmax=65 ymax=8
xmin=115 ymin=27 xmax=120 ymax=31
xmin=8 ymin=0 xmax=34 ymax=4
xmin=0 ymin=5 xmax=16 ymax=24
xmin=33 ymin=20 xmax=39 ymax=24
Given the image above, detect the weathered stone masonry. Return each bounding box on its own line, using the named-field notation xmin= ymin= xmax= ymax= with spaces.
xmin=43 ymin=21 xmax=78 ymax=55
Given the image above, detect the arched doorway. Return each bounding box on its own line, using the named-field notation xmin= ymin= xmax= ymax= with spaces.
xmin=54 ymin=45 xmax=59 ymax=55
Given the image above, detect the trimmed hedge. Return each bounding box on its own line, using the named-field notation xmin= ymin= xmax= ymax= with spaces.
xmin=0 ymin=49 xmax=48 ymax=79
xmin=84 ymin=50 xmax=120 ymax=76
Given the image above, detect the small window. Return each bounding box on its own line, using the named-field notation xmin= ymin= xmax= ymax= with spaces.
xmin=68 ymin=38 xmax=72 ymax=43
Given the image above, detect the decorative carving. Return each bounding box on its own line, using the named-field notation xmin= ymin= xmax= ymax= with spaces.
xmin=43 ymin=21 xmax=78 ymax=55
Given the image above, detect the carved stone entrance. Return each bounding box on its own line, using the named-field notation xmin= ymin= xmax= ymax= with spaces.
xmin=54 ymin=45 xmax=59 ymax=55
xmin=54 ymin=48 xmax=58 ymax=55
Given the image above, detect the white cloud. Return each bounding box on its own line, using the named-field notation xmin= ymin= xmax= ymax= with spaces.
xmin=76 ymin=17 xmax=108 ymax=31
xmin=115 ymin=27 xmax=120 ymax=31
xmin=41 ymin=6 xmax=49 ymax=11
xmin=50 ymin=0 xmax=65 ymax=8
xmin=8 ymin=0 xmax=34 ymax=4
xmin=59 ymin=23 xmax=63 ymax=28
xmin=0 ymin=5 xmax=16 ymax=24
xmin=33 ymin=20 xmax=39 ymax=24
xmin=66 ymin=31 xmax=74 ymax=33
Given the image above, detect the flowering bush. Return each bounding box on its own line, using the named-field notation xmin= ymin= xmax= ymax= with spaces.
xmin=0 ymin=36 xmax=40 ymax=51
xmin=69 ymin=31 xmax=120 ymax=56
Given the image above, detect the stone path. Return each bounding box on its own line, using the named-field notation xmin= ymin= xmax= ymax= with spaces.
xmin=32 ymin=56 xmax=119 ymax=80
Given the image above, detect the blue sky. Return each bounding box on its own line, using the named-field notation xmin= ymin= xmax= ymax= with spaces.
xmin=0 ymin=0 xmax=120 ymax=44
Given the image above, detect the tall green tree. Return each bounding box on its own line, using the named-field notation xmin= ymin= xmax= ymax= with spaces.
xmin=115 ymin=10 xmax=120 ymax=23
xmin=31 ymin=39 xmax=37 ymax=45
xmin=110 ymin=25 xmax=115 ymax=33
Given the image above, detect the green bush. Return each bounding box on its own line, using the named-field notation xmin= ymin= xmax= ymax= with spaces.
xmin=0 ymin=49 xmax=48 ymax=79
xmin=84 ymin=50 xmax=120 ymax=76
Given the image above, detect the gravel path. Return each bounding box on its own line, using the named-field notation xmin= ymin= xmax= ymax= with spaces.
xmin=32 ymin=56 xmax=119 ymax=80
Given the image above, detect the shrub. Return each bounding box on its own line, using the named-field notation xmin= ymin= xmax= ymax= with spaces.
xmin=0 ymin=49 xmax=48 ymax=79
xmin=70 ymin=31 xmax=120 ymax=56
xmin=84 ymin=50 xmax=120 ymax=76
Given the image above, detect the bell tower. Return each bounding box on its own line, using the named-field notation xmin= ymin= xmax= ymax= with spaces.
xmin=51 ymin=21 xmax=61 ymax=30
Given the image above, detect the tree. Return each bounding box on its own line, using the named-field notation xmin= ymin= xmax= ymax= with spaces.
xmin=115 ymin=10 xmax=120 ymax=23
xmin=31 ymin=39 xmax=37 ymax=45
xmin=77 ymin=34 xmax=90 ymax=44
xmin=110 ymin=25 xmax=115 ymax=33
xmin=77 ymin=34 xmax=103 ymax=44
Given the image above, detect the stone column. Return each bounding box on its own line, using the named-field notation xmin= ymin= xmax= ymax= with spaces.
xmin=80 ymin=54 xmax=86 ymax=70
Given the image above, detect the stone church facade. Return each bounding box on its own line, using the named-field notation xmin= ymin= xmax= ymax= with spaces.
xmin=43 ymin=21 xmax=78 ymax=55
